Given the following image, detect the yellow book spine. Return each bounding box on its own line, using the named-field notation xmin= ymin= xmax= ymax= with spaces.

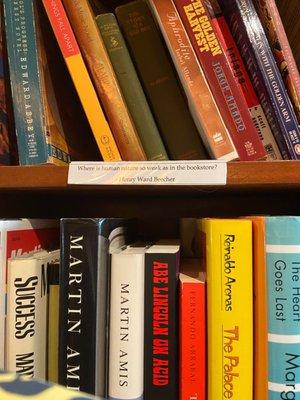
xmin=200 ymin=218 xmax=253 ymax=400
xmin=42 ymin=0 xmax=121 ymax=162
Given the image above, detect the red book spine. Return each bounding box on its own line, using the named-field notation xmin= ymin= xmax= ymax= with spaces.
xmin=174 ymin=0 xmax=267 ymax=161
xmin=208 ymin=2 xmax=282 ymax=160
xmin=179 ymin=275 xmax=205 ymax=400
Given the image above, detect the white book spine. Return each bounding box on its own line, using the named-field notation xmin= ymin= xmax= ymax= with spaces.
xmin=6 ymin=255 xmax=49 ymax=379
xmin=109 ymin=251 xmax=145 ymax=400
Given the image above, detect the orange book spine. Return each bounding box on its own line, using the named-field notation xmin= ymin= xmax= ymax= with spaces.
xmin=62 ymin=0 xmax=146 ymax=161
xmin=245 ymin=216 xmax=268 ymax=400
xmin=42 ymin=0 xmax=121 ymax=161
xmin=179 ymin=272 xmax=205 ymax=400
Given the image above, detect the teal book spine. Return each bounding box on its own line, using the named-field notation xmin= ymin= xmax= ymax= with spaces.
xmin=3 ymin=0 xmax=47 ymax=164
xmin=266 ymin=216 xmax=300 ymax=400
xmin=97 ymin=13 xmax=168 ymax=161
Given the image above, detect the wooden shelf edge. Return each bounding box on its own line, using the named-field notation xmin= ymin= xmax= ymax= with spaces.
xmin=0 ymin=161 xmax=299 ymax=192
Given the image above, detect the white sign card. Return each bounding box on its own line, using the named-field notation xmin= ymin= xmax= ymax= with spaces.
xmin=68 ymin=161 xmax=227 ymax=186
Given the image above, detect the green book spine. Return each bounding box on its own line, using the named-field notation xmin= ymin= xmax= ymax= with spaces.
xmin=115 ymin=0 xmax=208 ymax=160
xmin=97 ymin=13 xmax=168 ymax=161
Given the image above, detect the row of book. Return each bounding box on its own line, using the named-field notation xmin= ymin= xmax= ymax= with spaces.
xmin=0 ymin=0 xmax=299 ymax=166
xmin=1 ymin=216 xmax=300 ymax=399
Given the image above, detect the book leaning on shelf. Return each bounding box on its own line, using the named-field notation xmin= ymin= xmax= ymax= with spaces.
xmin=148 ymin=0 xmax=238 ymax=161
xmin=219 ymin=0 xmax=300 ymax=160
xmin=115 ymin=0 xmax=208 ymax=161
xmin=62 ymin=0 xmax=147 ymax=161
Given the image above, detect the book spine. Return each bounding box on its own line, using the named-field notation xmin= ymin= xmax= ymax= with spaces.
xmin=109 ymin=252 xmax=145 ymax=400
xmin=219 ymin=0 xmax=300 ymax=160
xmin=42 ymin=0 xmax=121 ymax=162
xmin=206 ymin=0 xmax=282 ymax=160
xmin=244 ymin=216 xmax=268 ymax=400
xmin=3 ymin=0 xmax=47 ymax=165
xmin=62 ymin=0 xmax=146 ymax=161
xmin=179 ymin=277 xmax=205 ymax=400
xmin=47 ymin=262 xmax=60 ymax=383
xmin=202 ymin=219 xmax=253 ymax=400
xmin=266 ymin=216 xmax=300 ymax=400
xmin=97 ymin=13 xmax=168 ymax=161
xmin=255 ymin=0 xmax=300 ymax=124
xmin=116 ymin=1 xmax=208 ymax=160
xmin=0 ymin=3 xmax=12 ymax=166
xmin=148 ymin=0 xmax=238 ymax=161
xmin=59 ymin=219 xmax=99 ymax=394
xmin=174 ymin=0 xmax=266 ymax=161
xmin=6 ymin=257 xmax=48 ymax=379
xmin=144 ymin=252 xmax=179 ymax=400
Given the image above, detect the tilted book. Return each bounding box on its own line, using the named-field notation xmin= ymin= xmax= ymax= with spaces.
xmin=148 ymin=0 xmax=238 ymax=161
xmin=179 ymin=259 xmax=205 ymax=400
xmin=109 ymin=245 xmax=147 ymax=400
xmin=144 ymin=242 xmax=180 ymax=400
xmin=200 ymin=218 xmax=253 ymax=400
xmin=42 ymin=0 xmax=121 ymax=162
xmin=6 ymin=250 xmax=59 ymax=379
xmin=205 ymin=0 xmax=281 ymax=160
xmin=255 ymin=0 xmax=300 ymax=124
xmin=97 ymin=13 xmax=168 ymax=161
xmin=266 ymin=216 xmax=300 ymax=399
xmin=0 ymin=219 xmax=58 ymax=370
xmin=62 ymin=0 xmax=146 ymax=161
xmin=2 ymin=0 xmax=76 ymax=165
xmin=174 ymin=0 xmax=266 ymax=161
xmin=59 ymin=218 xmax=132 ymax=397
xmin=116 ymin=1 xmax=208 ymax=160
xmin=219 ymin=0 xmax=300 ymax=160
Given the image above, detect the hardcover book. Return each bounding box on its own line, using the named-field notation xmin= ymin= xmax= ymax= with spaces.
xmin=219 ymin=0 xmax=300 ymax=159
xmin=204 ymin=0 xmax=281 ymax=160
xmin=174 ymin=0 xmax=266 ymax=161
xmin=200 ymin=218 xmax=253 ymax=400
xmin=244 ymin=216 xmax=268 ymax=400
xmin=59 ymin=218 xmax=132 ymax=397
xmin=255 ymin=0 xmax=300 ymax=124
xmin=266 ymin=216 xmax=300 ymax=400
xmin=0 ymin=219 xmax=58 ymax=370
xmin=42 ymin=0 xmax=121 ymax=162
xmin=97 ymin=13 xmax=168 ymax=161
xmin=6 ymin=250 xmax=60 ymax=379
xmin=179 ymin=259 xmax=205 ymax=400
xmin=144 ymin=242 xmax=180 ymax=400
xmin=116 ymin=0 xmax=208 ymax=160
xmin=109 ymin=245 xmax=147 ymax=400
xmin=62 ymin=0 xmax=147 ymax=161
xmin=148 ymin=0 xmax=238 ymax=161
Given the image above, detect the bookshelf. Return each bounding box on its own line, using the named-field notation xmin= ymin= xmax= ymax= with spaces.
xmin=1 ymin=162 xmax=300 ymax=221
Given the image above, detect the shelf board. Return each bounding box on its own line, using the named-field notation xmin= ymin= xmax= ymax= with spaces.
xmin=0 ymin=161 xmax=300 ymax=192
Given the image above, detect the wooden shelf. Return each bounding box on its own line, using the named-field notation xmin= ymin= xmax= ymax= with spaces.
xmin=0 ymin=161 xmax=300 ymax=192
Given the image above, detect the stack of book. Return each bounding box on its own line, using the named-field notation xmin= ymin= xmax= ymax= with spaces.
xmin=1 ymin=215 xmax=300 ymax=399
xmin=0 ymin=0 xmax=299 ymax=166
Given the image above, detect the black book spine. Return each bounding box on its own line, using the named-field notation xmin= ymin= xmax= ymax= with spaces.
xmin=144 ymin=251 xmax=180 ymax=400
xmin=59 ymin=219 xmax=99 ymax=394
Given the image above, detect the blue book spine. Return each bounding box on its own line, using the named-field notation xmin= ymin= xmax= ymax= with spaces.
xmin=266 ymin=217 xmax=300 ymax=399
xmin=219 ymin=0 xmax=300 ymax=160
xmin=3 ymin=0 xmax=47 ymax=164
